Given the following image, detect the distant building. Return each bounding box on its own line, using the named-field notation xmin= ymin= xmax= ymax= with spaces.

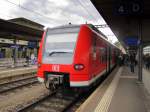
xmin=0 ymin=17 xmax=44 ymax=58
xmin=8 ymin=17 xmax=44 ymax=30
xmin=143 ymin=46 xmax=150 ymax=55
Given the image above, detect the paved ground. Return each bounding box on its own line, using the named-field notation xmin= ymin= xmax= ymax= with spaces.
xmin=0 ymin=84 xmax=49 ymax=112
xmin=108 ymin=78 xmax=146 ymax=112
xmin=77 ymin=66 xmax=150 ymax=112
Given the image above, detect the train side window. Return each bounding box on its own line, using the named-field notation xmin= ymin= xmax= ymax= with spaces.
xmin=110 ymin=47 xmax=113 ymax=61
xmin=93 ymin=38 xmax=96 ymax=52
xmin=92 ymin=37 xmax=97 ymax=60
xmin=100 ymin=47 xmax=106 ymax=63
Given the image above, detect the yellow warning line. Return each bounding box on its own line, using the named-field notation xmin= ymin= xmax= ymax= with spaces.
xmin=120 ymin=75 xmax=137 ymax=79
xmin=94 ymin=67 xmax=122 ymax=112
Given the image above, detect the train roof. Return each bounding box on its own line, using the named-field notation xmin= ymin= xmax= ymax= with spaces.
xmin=87 ymin=24 xmax=119 ymax=49
xmin=46 ymin=24 xmax=119 ymax=50
xmin=46 ymin=24 xmax=80 ymax=30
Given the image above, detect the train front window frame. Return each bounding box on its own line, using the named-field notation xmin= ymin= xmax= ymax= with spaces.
xmin=44 ymin=33 xmax=78 ymax=54
xmin=42 ymin=27 xmax=80 ymax=64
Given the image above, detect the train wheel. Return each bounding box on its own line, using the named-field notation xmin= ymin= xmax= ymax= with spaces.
xmin=49 ymin=82 xmax=56 ymax=91
xmin=44 ymin=79 xmax=58 ymax=91
xmin=44 ymin=80 xmax=50 ymax=89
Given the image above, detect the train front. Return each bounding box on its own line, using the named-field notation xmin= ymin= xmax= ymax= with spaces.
xmin=37 ymin=26 xmax=85 ymax=90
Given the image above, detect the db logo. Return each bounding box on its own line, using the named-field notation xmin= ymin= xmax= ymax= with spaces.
xmin=52 ymin=65 xmax=60 ymax=71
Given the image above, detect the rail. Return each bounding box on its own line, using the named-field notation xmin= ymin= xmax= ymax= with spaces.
xmin=0 ymin=76 xmax=38 ymax=93
xmin=16 ymin=88 xmax=82 ymax=112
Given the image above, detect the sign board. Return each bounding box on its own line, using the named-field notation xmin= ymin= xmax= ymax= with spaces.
xmin=114 ymin=0 xmax=143 ymax=16
xmin=10 ymin=45 xmax=19 ymax=48
xmin=124 ymin=37 xmax=139 ymax=46
xmin=28 ymin=41 xmax=37 ymax=48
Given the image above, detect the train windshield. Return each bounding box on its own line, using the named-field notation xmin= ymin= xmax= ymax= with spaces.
xmin=42 ymin=28 xmax=79 ymax=64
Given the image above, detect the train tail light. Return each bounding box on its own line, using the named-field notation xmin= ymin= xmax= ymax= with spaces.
xmin=74 ymin=64 xmax=85 ymax=70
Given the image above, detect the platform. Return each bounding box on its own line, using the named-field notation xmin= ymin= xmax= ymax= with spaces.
xmin=0 ymin=65 xmax=37 ymax=79
xmin=76 ymin=66 xmax=150 ymax=112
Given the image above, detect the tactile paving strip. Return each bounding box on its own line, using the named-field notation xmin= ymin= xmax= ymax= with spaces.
xmin=94 ymin=67 xmax=122 ymax=112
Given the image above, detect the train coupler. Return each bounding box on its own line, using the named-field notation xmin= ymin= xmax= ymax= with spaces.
xmin=45 ymin=75 xmax=63 ymax=91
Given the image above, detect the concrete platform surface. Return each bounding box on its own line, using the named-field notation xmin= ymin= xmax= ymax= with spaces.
xmin=77 ymin=66 xmax=149 ymax=112
xmin=0 ymin=65 xmax=37 ymax=79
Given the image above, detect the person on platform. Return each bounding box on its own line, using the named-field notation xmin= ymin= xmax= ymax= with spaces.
xmin=146 ymin=55 xmax=150 ymax=70
xmin=31 ymin=53 xmax=35 ymax=65
xmin=124 ymin=54 xmax=129 ymax=66
xmin=118 ymin=54 xmax=123 ymax=66
xmin=26 ymin=55 xmax=30 ymax=66
xmin=129 ymin=54 xmax=136 ymax=73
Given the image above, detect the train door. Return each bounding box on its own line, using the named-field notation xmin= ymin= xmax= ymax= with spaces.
xmin=110 ymin=47 xmax=113 ymax=68
xmin=108 ymin=46 xmax=111 ymax=72
xmin=91 ymin=36 xmax=97 ymax=76
xmin=106 ymin=46 xmax=109 ymax=73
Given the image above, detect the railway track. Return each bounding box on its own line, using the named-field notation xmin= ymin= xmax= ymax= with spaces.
xmin=16 ymin=88 xmax=82 ymax=112
xmin=8 ymin=68 xmax=115 ymax=112
xmin=15 ymin=71 xmax=109 ymax=112
xmin=0 ymin=76 xmax=38 ymax=93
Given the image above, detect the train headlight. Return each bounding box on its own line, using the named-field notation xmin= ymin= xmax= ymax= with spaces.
xmin=74 ymin=64 xmax=85 ymax=70
xmin=38 ymin=63 xmax=41 ymax=68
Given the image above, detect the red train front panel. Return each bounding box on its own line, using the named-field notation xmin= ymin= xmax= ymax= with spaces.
xmin=37 ymin=24 xmax=116 ymax=88
xmin=37 ymin=25 xmax=91 ymax=87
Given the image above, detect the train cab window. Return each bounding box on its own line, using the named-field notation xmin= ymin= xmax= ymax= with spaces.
xmin=42 ymin=27 xmax=80 ymax=64
xmin=44 ymin=33 xmax=77 ymax=54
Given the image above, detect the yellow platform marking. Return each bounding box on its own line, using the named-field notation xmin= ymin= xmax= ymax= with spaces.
xmin=120 ymin=75 xmax=137 ymax=79
xmin=94 ymin=67 xmax=122 ymax=112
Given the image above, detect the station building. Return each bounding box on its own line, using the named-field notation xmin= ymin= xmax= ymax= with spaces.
xmin=143 ymin=46 xmax=150 ymax=55
xmin=0 ymin=18 xmax=44 ymax=59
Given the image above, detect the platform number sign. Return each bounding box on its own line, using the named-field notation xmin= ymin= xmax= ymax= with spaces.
xmin=117 ymin=4 xmax=127 ymax=15
xmin=118 ymin=5 xmax=124 ymax=13
xmin=114 ymin=0 xmax=143 ymax=15
xmin=129 ymin=1 xmax=143 ymax=14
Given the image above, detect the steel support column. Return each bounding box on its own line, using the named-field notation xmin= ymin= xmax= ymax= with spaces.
xmin=36 ymin=41 xmax=39 ymax=57
xmin=138 ymin=43 xmax=143 ymax=81
xmin=138 ymin=20 xmax=143 ymax=82
xmin=13 ymin=39 xmax=17 ymax=67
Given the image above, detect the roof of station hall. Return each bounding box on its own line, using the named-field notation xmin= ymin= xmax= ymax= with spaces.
xmin=91 ymin=0 xmax=150 ymax=49
xmin=0 ymin=18 xmax=44 ymax=41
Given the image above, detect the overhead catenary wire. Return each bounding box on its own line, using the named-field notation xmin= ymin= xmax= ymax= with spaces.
xmin=74 ymin=0 xmax=113 ymax=37
xmin=75 ymin=0 xmax=100 ymax=24
xmin=3 ymin=0 xmax=60 ymax=23
xmin=3 ymin=0 xmax=100 ymax=25
xmin=71 ymin=0 xmax=93 ymax=21
xmin=0 ymin=12 xmax=15 ymax=19
xmin=1 ymin=0 xmax=116 ymax=42
xmin=2 ymin=0 xmax=106 ymax=28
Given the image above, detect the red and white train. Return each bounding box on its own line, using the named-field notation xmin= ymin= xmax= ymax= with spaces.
xmin=37 ymin=24 xmax=120 ymax=89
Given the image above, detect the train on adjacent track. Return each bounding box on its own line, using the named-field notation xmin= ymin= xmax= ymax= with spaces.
xmin=37 ymin=24 xmax=120 ymax=90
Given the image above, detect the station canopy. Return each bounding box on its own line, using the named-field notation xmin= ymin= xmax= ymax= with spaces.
xmin=0 ymin=18 xmax=44 ymax=41
xmin=91 ymin=0 xmax=150 ymax=51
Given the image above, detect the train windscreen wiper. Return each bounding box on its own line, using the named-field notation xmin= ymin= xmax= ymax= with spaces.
xmin=49 ymin=51 xmax=72 ymax=56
